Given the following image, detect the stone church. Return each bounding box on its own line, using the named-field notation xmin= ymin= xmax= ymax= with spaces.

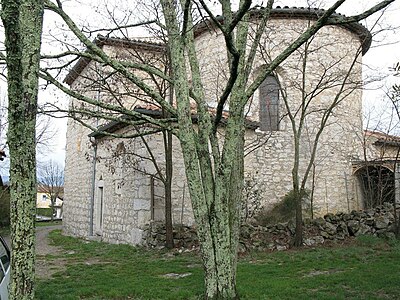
xmin=63 ymin=7 xmax=396 ymax=245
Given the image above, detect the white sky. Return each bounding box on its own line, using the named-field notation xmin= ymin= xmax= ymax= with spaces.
xmin=8 ymin=0 xmax=398 ymax=175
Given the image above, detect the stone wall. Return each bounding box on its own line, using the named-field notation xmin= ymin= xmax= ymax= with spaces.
xmin=63 ymin=41 xmax=173 ymax=241
xmin=63 ymin=107 xmax=94 ymax=238
xmin=239 ymin=19 xmax=363 ymax=215
xmin=66 ymin=124 xmax=195 ymax=245
xmin=194 ymin=17 xmax=365 ymax=215
xmin=143 ymin=202 xmax=399 ymax=251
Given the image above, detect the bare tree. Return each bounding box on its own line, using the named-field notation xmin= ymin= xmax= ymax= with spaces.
xmin=275 ymin=26 xmax=364 ymax=246
xmin=37 ymin=160 xmax=64 ymax=221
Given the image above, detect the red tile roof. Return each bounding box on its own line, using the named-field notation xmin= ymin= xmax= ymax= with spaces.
xmin=364 ymin=130 xmax=400 ymax=147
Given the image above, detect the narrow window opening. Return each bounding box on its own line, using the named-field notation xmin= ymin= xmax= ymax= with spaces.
xmin=99 ymin=186 xmax=104 ymax=229
xmin=259 ymin=75 xmax=280 ymax=131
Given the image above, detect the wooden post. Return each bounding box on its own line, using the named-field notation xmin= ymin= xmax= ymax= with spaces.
xmin=150 ymin=176 xmax=155 ymax=221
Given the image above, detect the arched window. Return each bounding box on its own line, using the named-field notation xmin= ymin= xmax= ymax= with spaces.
xmin=259 ymin=75 xmax=280 ymax=131
xmin=355 ymin=165 xmax=394 ymax=209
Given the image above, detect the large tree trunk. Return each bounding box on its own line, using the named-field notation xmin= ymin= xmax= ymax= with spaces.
xmin=158 ymin=0 xmax=391 ymax=296
xmin=1 ymin=0 xmax=44 ymax=299
xmin=183 ymin=140 xmax=243 ymax=299
xmin=179 ymin=97 xmax=245 ymax=299
xmin=160 ymin=0 xmax=246 ymax=292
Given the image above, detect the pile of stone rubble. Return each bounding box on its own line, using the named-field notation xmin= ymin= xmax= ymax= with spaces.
xmin=143 ymin=202 xmax=399 ymax=251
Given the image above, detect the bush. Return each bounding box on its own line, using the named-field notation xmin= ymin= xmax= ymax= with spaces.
xmin=254 ymin=189 xmax=310 ymax=226
xmin=36 ymin=207 xmax=54 ymax=217
xmin=0 ymin=186 xmax=10 ymax=227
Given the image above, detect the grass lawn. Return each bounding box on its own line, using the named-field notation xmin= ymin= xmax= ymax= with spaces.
xmin=36 ymin=220 xmax=62 ymax=227
xmin=0 ymin=221 xmax=61 ymax=238
xmin=35 ymin=231 xmax=400 ymax=300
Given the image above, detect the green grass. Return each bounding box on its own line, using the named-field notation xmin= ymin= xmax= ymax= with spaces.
xmin=0 ymin=221 xmax=61 ymax=237
xmin=36 ymin=230 xmax=204 ymax=300
xmin=35 ymin=231 xmax=400 ymax=300
xmin=36 ymin=220 xmax=62 ymax=227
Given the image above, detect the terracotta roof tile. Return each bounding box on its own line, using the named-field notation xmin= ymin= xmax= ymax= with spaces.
xmin=364 ymin=130 xmax=400 ymax=147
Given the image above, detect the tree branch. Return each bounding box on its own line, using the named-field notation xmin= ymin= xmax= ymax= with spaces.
xmin=45 ymin=0 xmax=176 ymax=115
xmin=327 ymin=0 xmax=395 ymax=25
xmin=40 ymin=69 xmax=176 ymax=130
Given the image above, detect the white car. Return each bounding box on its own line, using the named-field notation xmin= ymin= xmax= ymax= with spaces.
xmin=0 ymin=236 xmax=10 ymax=300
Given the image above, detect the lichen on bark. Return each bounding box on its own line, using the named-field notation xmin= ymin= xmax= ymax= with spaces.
xmin=1 ymin=0 xmax=44 ymax=299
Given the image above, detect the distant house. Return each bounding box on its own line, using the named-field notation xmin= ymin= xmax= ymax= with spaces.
xmin=36 ymin=186 xmax=64 ymax=219
xmin=352 ymin=130 xmax=400 ymax=209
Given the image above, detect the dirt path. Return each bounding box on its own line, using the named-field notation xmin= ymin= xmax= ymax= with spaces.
xmin=3 ymin=225 xmax=62 ymax=254
xmin=35 ymin=226 xmax=65 ymax=278
xmin=35 ymin=225 xmax=63 ymax=256
xmin=3 ymin=225 xmax=64 ymax=278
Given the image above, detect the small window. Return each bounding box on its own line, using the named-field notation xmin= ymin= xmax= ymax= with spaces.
xmin=42 ymin=194 xmax=47 ymax=202
xmin=259 ymin=75 xmax=280 ymax=131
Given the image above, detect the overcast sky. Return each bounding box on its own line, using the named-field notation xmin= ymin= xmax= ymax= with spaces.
xmin=4 ymin=0 xmax=397 ymax=175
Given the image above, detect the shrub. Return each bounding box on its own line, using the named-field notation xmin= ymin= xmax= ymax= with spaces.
xmin=254 ymin=189 xmax=310 ymax=226
xmin=36 ymin=207 xmax=54 ymax=217
xmin=0 ymin=186 xmax=10 ymax=227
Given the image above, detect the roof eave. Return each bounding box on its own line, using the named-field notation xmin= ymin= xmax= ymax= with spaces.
xmin=64 ymin=35 xmax=166 ymax=86
xmin=88 ymin=110 xmax=259 ymax=138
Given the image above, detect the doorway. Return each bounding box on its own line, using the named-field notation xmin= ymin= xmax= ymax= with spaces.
xmin=355 ymin=165 xmax=394 ymax=209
